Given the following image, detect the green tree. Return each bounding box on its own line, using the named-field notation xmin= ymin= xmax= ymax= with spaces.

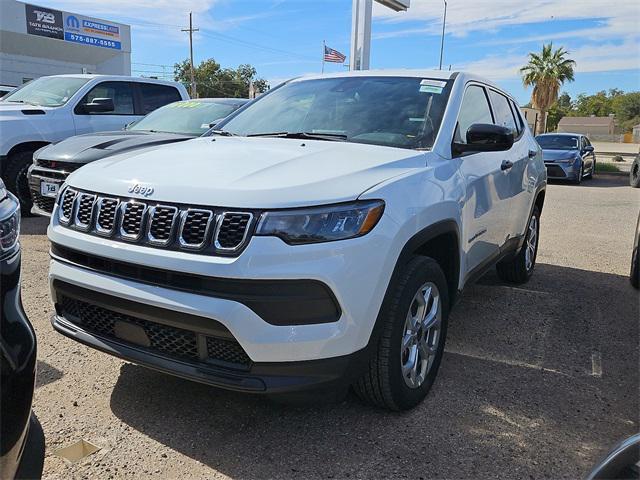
xmin=520 ymin=43 xmax=576 ymax=133
xmin=174 ymin=59 xmax=269 ymax=99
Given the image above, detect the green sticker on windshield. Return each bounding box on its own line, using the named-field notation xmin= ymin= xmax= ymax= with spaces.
xmin=420 ymin=85 xmax=443 ymax=94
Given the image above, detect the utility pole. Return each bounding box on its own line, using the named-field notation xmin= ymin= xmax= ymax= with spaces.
xmin=181 ymin=12 xmax=199 ymax=98
xmin=439 ymin=0 xmax=447 ymax=70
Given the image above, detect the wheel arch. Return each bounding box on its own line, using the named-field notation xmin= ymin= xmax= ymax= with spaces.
xmin=7 ymin=141 xmax=50 ymax=159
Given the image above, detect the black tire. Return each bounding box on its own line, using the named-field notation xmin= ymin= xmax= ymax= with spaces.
xmin=4 ymin=151 xmax=35 ymax=215
xmin=586 ymin=159 xmax=595 ymax=179
xmin=631 ymin=156 xmax=640 ymax=188
xmin=573 ymin=162 xmax=583 ymax=185
xmin=496 ymin=205 xmax=541 ymax=284
xmin=354 ymin=256 xmax=449 ymax=411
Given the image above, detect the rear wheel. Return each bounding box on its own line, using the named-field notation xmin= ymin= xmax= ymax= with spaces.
xmin=4 ymin=151 xmax=35 ymax=215
xmin=354 ymin=256 xmax=449 ymax=411
xmin=496 ymin=205 xmax=540 ymax=284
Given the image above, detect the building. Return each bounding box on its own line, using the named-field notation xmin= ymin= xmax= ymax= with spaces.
xmin=0 ymin=1 xmax=131 ymax=87
xmin=521 ymin=107 xmax=542 ymax=135
xmin=557 ymin=116 xmax=616 ymax=136
xmin=633 ymin=124 xmax=640 ymax=143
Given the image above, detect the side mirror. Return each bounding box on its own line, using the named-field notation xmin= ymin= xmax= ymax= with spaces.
xmin=584 ymin=145 xmax=594 ymax=153
xmin=453 ymin=123 xmax=514 ymax=155
xmin=81 ymin=98 xmax=114 ymax=114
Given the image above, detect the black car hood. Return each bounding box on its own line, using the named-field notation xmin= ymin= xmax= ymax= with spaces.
xmin=38 ymin=130 xmax=194 ymax=164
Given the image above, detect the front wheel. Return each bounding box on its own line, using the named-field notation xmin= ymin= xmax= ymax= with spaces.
xmin=496 ymin=205 xmax=540 ymax=284
xmin=4 ymin=151 xmax=35 ymax=215
xmin=354 ymin=256 xmax=449 ymax=411
xmin=573 ymin=162 xmax=584 ymax=185
xmin=586 ymin=159 xmax=595 ymax=179
xmin=631 ymin=156 xmax=640 ymax=188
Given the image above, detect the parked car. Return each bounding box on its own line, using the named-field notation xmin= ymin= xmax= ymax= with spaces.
xmin=631 ymin=151 xmax=639 ymax=188
xmin=0 ymin=75 xmax=189 ymax=213
xmin=0 ymin=179 xmax=44 ymax=479
xmin=0 ymin=85 xmax=16 ymax=97
xmin=631 ymin=213 xmax=640 ymax=289
xmin=27 ymin=98 xmax=248 ymax=216
xmin=587 ymin=434 xmax=639 ymax=479
xmin=536 ymin=133 xmax=595 ymax=184
xmin=46 ymin=70 xmax=546 ymax=411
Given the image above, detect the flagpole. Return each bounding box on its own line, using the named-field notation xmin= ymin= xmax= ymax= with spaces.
xmin=322 ymin=40 xmax=325 ymax=74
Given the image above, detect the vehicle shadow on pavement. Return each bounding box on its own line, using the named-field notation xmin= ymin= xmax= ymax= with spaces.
xmin=108 ymin=263 xmax=638 ymax=479
xmin=548 ymin=174 xmax=631 ymax=189
xmin=21 ymin=216 xmax=49 ymax=235
xmin=35 ymin=360 xmax=63 ymax=388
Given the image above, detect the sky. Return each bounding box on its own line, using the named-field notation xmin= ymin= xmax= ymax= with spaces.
xmin=43 ymin=0 xmax=640 ymax=105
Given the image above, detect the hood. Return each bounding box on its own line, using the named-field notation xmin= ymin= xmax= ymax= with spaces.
xmin=67 ymin=136 xmax=426 ymax=208
xmin=0 ymin=102 xmax=52 ymax=118
xmin=542 ymin=149 xmax=579 ymax=161
xmin=38 ymin=130 xmax=193 ymax=164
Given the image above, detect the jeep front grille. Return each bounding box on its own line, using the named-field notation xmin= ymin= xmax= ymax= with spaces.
xmin=56 ymin=188 xmax=255 ymax=256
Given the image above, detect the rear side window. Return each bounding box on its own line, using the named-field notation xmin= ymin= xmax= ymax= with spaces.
xmin=80 ymin=81 xmax=134 ymax=115
xmin=488 ymin=90 xmax=517 ymax=135
xmin=454 ymin=85 xmax=493 ymax=144
xmin=509 ymin=99 xmax=525 ymax=135
xmin=139 ymin=84 xmax=182 ymax=114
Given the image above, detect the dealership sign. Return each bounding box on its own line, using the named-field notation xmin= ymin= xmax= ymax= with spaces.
xmin=24 ymin=4 xmax=122 ymax=50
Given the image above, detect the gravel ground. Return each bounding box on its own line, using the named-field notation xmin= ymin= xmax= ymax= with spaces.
xmin=19 ymin=174 xmax=639 ymax=479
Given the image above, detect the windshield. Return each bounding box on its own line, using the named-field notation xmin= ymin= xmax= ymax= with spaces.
xmin=218 ymin=76 xmax=452 ymax=150
xmin=130 ymin=100 xmax=241 ymax=136
xmin=2 ymin=77 xmax=89 ymax=107
xmin=536 ymin=135 xmax=579 ymax=150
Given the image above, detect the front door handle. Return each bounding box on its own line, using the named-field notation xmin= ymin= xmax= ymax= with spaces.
xmin=501 ymin=160 xmax=514 ymax=171
xmin=528 ymin=150 xmax=537 ymax=158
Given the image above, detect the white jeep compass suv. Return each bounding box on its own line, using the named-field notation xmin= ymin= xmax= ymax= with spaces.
xmin=47 ymin=71 xmax=546 ymax=410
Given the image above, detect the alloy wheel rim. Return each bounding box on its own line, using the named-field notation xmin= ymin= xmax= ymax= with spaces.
xmin=401 ymin=282 xmax=441 ymax=389
xmin=525 ymin=214 xmax=538 ymax=271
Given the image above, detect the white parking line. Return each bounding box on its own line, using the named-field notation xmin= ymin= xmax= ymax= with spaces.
xmin=497 ymin=285 xmax=552 ymax=296
xmin=591 ymin=351 xmax=603 ymax=377
xmin=446 ymin=349 xmax=575 ymax=378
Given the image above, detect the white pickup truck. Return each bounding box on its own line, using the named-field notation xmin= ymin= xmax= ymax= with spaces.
xmin=0 ymin=75 xmax=189 ymax=212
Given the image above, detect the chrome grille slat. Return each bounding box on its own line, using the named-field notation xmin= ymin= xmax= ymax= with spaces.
xmin=119 ymin=201 xmax=148 ymax=241
xmin=214 ymin=212 xmax=253 ymax=251
xmin=95 ymin=197 xmax=120 ymax=236
xmin=58 ymin=189 xmax=254 ymax=256
xmin=73 ymin=193 xmax=96 ymax=231
xmin=147 ymin=205 xmax=178 ymax=246
xmin=179 ymin=209 xmax=214 ymax=249
xmin=58 ymin=188 xmax=77 ymax=225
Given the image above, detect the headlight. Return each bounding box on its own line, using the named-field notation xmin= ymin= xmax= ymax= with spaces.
xmin=256 ymin=200 xmax=385 ymax=245
xmin=0 ymin=207 xmax=20 ymax=253
xmin=558 ymin=157 xmax=578 ymax=164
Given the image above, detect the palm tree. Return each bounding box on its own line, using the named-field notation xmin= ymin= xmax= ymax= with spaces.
xmin=521 ymin=43 xmax=576 ymax=134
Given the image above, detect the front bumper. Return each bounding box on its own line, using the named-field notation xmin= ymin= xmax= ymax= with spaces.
xmin=27 ymin=163 xmax=68 ymax=216
xmin=544 ymin=161 xmax=579 ymax=179
xmin=51 ymin=279 xmax=369 ymax=394
xmin=48 ymin=211 xmax=400 ymax=364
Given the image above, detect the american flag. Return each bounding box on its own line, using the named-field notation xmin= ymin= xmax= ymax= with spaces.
xmin=324 ymin=45 xmax=346 ymax=63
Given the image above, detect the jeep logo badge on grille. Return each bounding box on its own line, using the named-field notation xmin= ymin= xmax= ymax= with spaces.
xmin=128 ymin=184 xmax=154 ymax=197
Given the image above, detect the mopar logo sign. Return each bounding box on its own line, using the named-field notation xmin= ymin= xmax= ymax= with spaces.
xmin=66 ymin=15 xmax=80 ymax=29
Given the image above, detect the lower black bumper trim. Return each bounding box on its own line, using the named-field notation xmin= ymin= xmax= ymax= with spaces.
xmin=52 ymin=314 xmax=366 ymax=394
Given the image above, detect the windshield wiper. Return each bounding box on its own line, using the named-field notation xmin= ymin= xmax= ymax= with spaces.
xmin=247 ymin=131 xmax=347 ymax=141
xmin=210 ymin=129 xmax=236 ymax=137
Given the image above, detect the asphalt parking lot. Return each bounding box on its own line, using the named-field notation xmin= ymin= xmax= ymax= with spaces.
xmin=20 ymin=173 xmax=639 ymax=479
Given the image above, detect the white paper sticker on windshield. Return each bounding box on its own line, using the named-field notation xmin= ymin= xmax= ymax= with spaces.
xmin=201 ymin=123 xmax=211 ymax=129
xmin=420 ymin=79 xmax=447 ymax=87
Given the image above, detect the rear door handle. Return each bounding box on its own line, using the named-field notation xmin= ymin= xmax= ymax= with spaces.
xmin=528 ymin=150 xmax=537 ymax=158
xmin=501 ymin=160 xmax=514 ymax=171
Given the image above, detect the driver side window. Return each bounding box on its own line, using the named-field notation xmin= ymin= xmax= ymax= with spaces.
xmin=78 ymin=81 xmax=134 ymax=115
xmin=454 ymin=85 xmax=494 ymax=144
